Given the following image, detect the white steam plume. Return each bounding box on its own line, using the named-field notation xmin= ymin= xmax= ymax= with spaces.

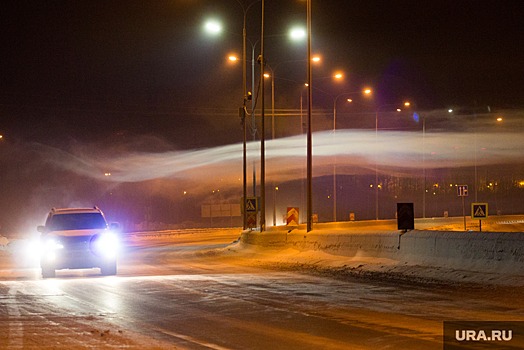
xmin=36 ymin=129 xmax=524 ymax=190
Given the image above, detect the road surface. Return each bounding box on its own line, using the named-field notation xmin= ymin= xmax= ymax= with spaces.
xmin=1 ymin=227 xmax=523 ymax=349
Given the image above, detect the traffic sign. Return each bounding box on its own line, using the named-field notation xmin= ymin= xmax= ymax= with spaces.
xmin=244 ymin=197 xmax=258 ymax=229
xmin=246 ymin=212 xmax=257 ymax=228
xmin=286 ymin=207 xmax=299 ymax=226
xmin=457 ymin=185 xmax=468 ymax=197
xmin=471 ymin=203 xmax=488 ymax=219
xmin=245 ymin=197 xmax=257 ymax=212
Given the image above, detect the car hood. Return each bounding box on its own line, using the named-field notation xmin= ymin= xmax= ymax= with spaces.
xmin=45 ymin=228 xmax=109 ymax=237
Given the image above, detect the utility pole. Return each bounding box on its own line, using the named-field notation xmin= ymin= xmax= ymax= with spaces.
xmin=306 ymin=0 xmax=313 ymax=232
xmin=259 ymin=0 xmax=266 ymax=231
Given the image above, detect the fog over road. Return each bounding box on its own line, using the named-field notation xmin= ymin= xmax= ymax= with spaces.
xmin=1 ymin=228 xmax=523 ymax=349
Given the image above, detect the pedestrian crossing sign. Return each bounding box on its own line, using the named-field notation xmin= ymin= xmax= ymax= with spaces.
xmin=471 ymin=203 xmax=488 ymax=219
xmin=245 ymin=198 xmax=257 ymax=212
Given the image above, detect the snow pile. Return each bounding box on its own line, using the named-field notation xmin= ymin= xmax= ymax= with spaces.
xmin=237 ymin=225 xmax=524 ymax=287
xmin=0 ymin=235 xmax=8 ymax=249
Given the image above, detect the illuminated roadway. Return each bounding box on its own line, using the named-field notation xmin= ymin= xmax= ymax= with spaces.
xmin=1 ymin=222 xmax=523 ymax=349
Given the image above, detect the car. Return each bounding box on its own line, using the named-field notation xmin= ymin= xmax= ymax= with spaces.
xmin=37 ymin=207 xmax=119 ymax=278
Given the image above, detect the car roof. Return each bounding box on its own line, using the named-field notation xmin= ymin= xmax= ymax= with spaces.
xmin=50 ymin=207 xmax=103 ymax=215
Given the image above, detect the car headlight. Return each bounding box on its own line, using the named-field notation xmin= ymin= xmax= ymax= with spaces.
xmin=91 ymin=232 xmax=119 ymax=259
xmin=41 ymin=238 xmax=63 ymax=262
xmin=43 ymin=238 xmax=64 ymax=251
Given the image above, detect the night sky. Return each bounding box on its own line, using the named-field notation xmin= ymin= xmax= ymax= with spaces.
xmin=1 ymin=0 xmax=523 ymax=146
xmin=1 ymin=1 xmax=523 ymax=231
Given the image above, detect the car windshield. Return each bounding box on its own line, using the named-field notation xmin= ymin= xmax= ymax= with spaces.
xmin=48 ymin=213 xmax=107 ymax=231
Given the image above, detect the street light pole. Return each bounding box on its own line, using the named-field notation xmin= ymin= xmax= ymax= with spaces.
xmin=422 ymin=115 xmax=426 ymax=219
xmin=306 ymin=0 xmax=313 ymax=232
xmin=241 ymin=5 xmax=248 ymax=230
xmin=205 ymin=1 xmax=261 ymax=230
xmin=264 ymin=67 xmax=276 ymax=226
xmin=333 ymin=97 xmax=337 ymax=222
xmin=375 ymin=109 xmax=379 ymax=221
xmin=235 ymin=0 xmax=260 ymax=230
xmin=251 ymin=43 xmax=257 ymax=198
xmin=259 ymin=0 xmax=266 ymax=232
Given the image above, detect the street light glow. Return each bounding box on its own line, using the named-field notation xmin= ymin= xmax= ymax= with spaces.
xmin=334 ymin=72 xmax=343 ymax=79
xmin=289 ymin=27 xmax=306 ymax=41
xmin=228 ymin=55 xmax=238 ymax=62
xmin=363 ymin=88 xmax=372 ymax=95
xmin=496 ymin=116 xmax=503 ymax=122
xmin=404 ymin=101 xmax=411 ymax=107
xmin=312 ymin=56 xmax=321 ymax=63
xmin=204 ymin=20 xmax=222 ymax=35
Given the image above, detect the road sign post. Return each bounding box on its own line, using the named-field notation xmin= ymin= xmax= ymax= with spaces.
xmin=245 ymin=197 xmax=258 ymax=229
xmin=471 ymin=203 xmax=488 ymax=232
xmin=457 ymin=185 xmax=468 ymax=231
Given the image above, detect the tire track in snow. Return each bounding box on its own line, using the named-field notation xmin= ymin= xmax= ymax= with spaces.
xmin=7 ymin=285 xmax=24 ymax=349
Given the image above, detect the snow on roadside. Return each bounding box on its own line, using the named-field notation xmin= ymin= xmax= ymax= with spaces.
xmin=222 ymin=238 xmax=524 ymax=287
xmin=124 ymin=224 xmax=524 ymax=288
xmin=0 ymin=235 xmax=8 ymax=249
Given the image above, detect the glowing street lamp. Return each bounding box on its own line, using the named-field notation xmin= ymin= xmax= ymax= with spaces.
xmin=203 ymin=20 xmax=223 ymax=35
xmin=289 ymin=26 xmax=306 ymax=41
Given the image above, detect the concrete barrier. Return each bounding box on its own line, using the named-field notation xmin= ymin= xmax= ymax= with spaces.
xmin=240 ymin=228 xmax=524 ymax=276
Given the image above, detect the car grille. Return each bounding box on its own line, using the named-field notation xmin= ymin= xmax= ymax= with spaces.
xmin=59 ymin=235 xmax=92 ymax=252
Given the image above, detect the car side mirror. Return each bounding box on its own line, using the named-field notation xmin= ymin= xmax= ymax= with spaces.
xmin=109 ymin=222 xmax=120 ymax=231
xmin=37 ymin=225 xmax=46 ymax=233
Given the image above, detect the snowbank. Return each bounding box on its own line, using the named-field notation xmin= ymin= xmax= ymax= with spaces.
xmin=0 ymin=235 xmax=8 ymax=249
xmin=239 ymin=227 xmax=524 ymax=286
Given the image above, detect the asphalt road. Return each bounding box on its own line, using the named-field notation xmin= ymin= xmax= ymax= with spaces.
xmin=1 ymin=227 xmax=523 ymax=349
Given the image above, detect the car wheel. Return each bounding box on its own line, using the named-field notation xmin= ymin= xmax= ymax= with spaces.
xmin=100 ymin=260 xmax=117 ymax=276
xmin=41 ymin=264 xmax=56 ymax=278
